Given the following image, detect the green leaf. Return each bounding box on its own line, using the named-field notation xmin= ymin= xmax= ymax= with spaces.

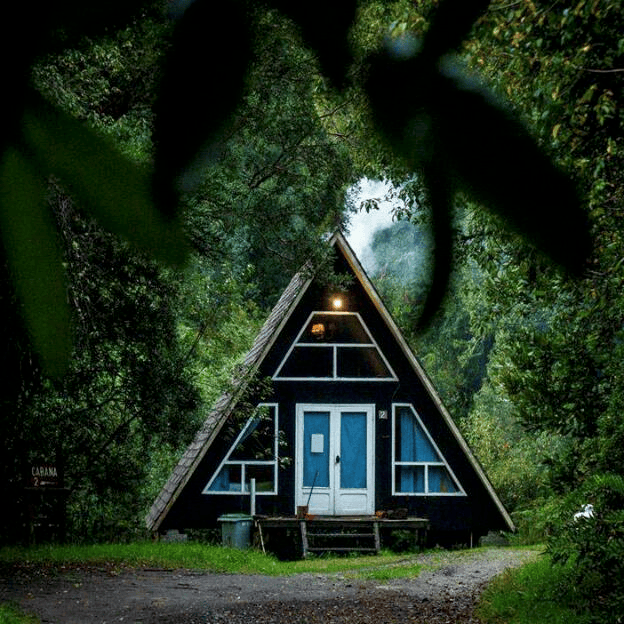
xmin=152 ymin=0 xmax=253 ymax=208
xmin=22 ymin=94 xmax=188 ymax=266
xmin=0 ymin=148 xmax=72 ymax=376
xmin=366 ymin=51 xmax=590 ymax=274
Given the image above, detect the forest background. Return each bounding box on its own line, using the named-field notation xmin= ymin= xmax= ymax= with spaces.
xmin=1 ymin=0 xmax=624 ymax=616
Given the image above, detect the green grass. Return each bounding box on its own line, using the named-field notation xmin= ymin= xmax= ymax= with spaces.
xmin=475 ymin=555 xmax=592 ymax=624
xmin=0 ymin=603 xmax=38 ymax=624
xmin=0 ymin=542 xmax=278 ymax=575
xmin=0 ymin=542 xmax=425 ymax=578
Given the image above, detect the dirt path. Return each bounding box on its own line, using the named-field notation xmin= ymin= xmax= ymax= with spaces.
xmin=0 ymin=547 xmax=539 ymax=623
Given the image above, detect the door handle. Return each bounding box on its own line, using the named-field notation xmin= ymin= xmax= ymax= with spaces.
xmin=335 ymin=455 xmax=340 ymax=464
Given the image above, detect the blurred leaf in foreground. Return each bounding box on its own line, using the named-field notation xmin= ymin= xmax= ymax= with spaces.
xmin=365 ymin=0 xmax=590 ymax=324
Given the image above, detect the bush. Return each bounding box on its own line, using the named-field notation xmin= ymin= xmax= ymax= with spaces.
xmin=476 ymin=556 xmax=592 ymax=624
xmin=510 ymin=496 xmax=562 ymax=545
xmin=547 ymin=473 xmax=624 ymax=622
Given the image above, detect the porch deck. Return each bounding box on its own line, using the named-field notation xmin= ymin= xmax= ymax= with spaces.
xmin=254 ymin=515 xmax=429 ymax=558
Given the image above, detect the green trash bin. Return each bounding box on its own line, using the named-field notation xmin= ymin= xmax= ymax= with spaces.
xmin=218 ymin=514 xmax=253 ymax=549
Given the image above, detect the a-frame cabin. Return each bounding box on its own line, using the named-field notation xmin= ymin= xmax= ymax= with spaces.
xmin=146 ymin=232 xmax=513 ymax=550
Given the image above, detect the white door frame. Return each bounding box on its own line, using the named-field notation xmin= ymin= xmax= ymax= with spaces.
xmin=295 ymin=404 xmax=375 ymax=515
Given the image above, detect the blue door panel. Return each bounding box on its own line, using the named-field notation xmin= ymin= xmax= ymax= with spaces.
xmin=340 ymin=412 xmax=367 ymax=489
xmin=303 ymin=412 xmax=330 ymax=488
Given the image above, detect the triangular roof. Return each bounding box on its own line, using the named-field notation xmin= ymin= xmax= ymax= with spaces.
xmin=146 ymin=231 xmax=514 ymax=532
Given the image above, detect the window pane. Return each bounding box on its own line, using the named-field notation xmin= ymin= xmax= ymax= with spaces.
xmin=207 ymin=464 xmax=242 ymax=492
xmin=395 ymin=408 xmax=440 ymax=462
xmin=337 ymin=346 xmax=392 ymax=378
xmin=303 ymin=412 xmax=331 ymax=488
xmin=395 ymin=466 xmax=425 ymax=493
xmin=244 ymin=464 xmax=275 ymax=492
xmin=230 ymin=406 xmax=275 ymax=461
xmin=340 ymin=412 xmax=367 ymax=489
xmin=279 ymin=346 xmax=333 ymax=377
xmin=302 ymin=313 xmax=370 ymax=344
xmin=428 ymin=466 xmax=459 ymax=493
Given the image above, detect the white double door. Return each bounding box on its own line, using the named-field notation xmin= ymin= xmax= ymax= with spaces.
xmin=295 ymin=404 xmax=375 ymax=515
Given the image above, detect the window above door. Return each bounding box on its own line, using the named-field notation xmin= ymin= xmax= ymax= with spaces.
xmin=274 ymin=312 xmax=397 ymax=381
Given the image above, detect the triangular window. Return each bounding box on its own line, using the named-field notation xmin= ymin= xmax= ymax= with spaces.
xmin=203 ymin=404 xmax=278 ymax=495
xmin=274 ymin=312 xmax=397 ymax=381
xmin=392 ymin=404 xmax=464 ymax=496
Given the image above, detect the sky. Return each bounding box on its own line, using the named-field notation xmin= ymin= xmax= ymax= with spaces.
xmin=345 ymin=179 xmax=396 ymax=271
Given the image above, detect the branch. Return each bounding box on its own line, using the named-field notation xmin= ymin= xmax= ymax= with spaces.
xmin=90 ymin=410 xmax=141 ymax=462
xmin=580 ymin=67 xmax=624 ymax=74
xmin=182 ymin=319 xmax=211 ymax=365
xmin=246 ymin=130 xmax=310 ymax=190
xmin=490 ymin=1 xmax=523 ymax=10
xmin=318 ymin=95 xmax=358 ymax=120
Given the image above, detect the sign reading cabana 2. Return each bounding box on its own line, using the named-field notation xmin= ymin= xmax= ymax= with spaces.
xmin=30 ymin=465 xmax=59 ymax=488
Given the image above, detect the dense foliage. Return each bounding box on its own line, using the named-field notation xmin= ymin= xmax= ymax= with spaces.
xmin=2 ymin=7 xmax=624 ymax=620
xmin=1 ymin=3 xmax=355 ymax=542
xmin=180 ymin=9 xmax=354 ymax=303
xmin=547 ymin=474 xmax=624 ymax=621
xmin=463 ymin=0 xmax=624 ymax=485
xmin=0 ymin=14 xmax=197 ymax=542
xmin=427 ymin=1 xmax=624 ymax=617
xmin=347 ymin=2 xmax=624 ymax=617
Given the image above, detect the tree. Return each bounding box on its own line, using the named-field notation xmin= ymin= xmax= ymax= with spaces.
xmin=458 ymin=0 xmax=624 ymax=486
xmin=0 ymin=11 xmax=200 ymax=542
xmin=180 ymin=9 xmax=356 ymax=304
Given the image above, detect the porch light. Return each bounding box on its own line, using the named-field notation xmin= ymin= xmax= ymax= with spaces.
xmin=332 ymin=296 xmax=343 ymax=309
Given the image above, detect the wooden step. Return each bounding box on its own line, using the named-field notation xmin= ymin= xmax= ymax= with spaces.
xmin=306 ymin=547 xmax=378 ymax=553
xmin=307 ymin=532 xmax=375 ymax=539
xmin=300 ymin=519 xmax=380 ymax=558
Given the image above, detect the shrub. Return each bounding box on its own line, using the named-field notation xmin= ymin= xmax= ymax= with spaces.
xmin=461 ymin=381 xmax=562 ymax=515
xmin=547 ymin=473 xmax=624 ymax=622
xmin=510 ymin=496 xmax=562 ymax=545
xmin=476 ymin=556 xmax=592 ymax=624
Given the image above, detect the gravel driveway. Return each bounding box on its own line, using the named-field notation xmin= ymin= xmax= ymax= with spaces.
xmin=0 ymin=547 xmax=539 ymax=623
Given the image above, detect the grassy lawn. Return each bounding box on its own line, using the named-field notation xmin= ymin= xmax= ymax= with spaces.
xmin=0 ymin=541 xmax=420 ymax=577
xmin=476 ymin=555 xmax=592 ymax=624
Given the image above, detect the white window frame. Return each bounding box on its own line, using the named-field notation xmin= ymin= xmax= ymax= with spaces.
xmin=391 ymin=403 xmax=465 ymax=497
xmin=273 ymin=311 xmax=398 ymax=382
xmin=203 ymin=403 xmax=279 ymax=496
